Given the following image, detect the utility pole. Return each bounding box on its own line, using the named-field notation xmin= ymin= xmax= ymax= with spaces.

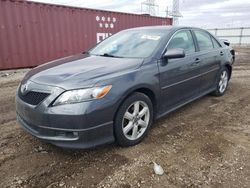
xmin=141 ymin=0 xmax=159 ymax=16
xmin=166 ymin=0 xmax=182 ymax=25
xmin=166 ymin=6 xmax=169 ymax=17
xmin=172 ymin=0 xmax=181 ymax=25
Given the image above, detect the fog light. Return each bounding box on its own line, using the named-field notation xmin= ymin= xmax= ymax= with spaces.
xmin=57 ymin=131 xmax=66 ymax=137
xmin=55 ymin=131 xmax=78 ymax=138
xmin=73 ymin=132 xmax=78 ymax=137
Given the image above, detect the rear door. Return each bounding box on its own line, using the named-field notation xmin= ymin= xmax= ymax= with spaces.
xmin=192 ymin=29 xmax=221 ymax=93
xmin=158 ymin=29 xmax=201 ymax=114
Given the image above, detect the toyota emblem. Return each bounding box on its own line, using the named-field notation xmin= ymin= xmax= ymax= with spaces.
xmin=20 ymin=82 xmax=29 ymax=94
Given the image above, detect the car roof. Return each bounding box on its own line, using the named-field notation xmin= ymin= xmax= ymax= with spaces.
xmin=126 ymin=25 xmax=202 ymax=32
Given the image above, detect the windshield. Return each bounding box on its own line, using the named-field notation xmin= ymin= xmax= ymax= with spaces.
xmin=89 ymin=29 xmax=166 ymax=58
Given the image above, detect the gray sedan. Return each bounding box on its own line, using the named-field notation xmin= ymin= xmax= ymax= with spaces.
xmin=16 ymin=26 xmax=235 ymax=149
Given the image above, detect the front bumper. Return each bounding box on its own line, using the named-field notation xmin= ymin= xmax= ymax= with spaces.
xmin=16 ymin=81 xmax=116 ymax=149
xmin=17 ymin=114 xmax=114 ymax=149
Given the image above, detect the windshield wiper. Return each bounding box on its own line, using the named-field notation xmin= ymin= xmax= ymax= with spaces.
xmin=100 ymin=53 xmax=123 ymax=58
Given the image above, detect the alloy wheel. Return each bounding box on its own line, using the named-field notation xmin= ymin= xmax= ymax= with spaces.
xmin=219 ymin=70 xmax=228 ymax=93
xmin=122 ymin=101 xmax=150 ymax=141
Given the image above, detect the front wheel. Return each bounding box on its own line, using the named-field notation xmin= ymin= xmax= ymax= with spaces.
xmin=212 ymin=68 xmax=229 ymax=96
xmin=114 ymin=92 xmax=153 ymax=147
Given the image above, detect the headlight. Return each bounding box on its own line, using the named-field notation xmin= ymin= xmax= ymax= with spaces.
xmin=53 ymin=85 xmax=112 ymax=106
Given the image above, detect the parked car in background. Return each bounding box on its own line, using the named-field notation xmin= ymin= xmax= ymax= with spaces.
xmin=16 ymin=26 xmax=235 ymax=149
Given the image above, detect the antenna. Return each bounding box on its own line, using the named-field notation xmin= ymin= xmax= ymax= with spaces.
xmin=141 ymin=0 xmax=159 ymax=16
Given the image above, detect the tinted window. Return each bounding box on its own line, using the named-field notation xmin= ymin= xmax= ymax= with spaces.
xmin=194 ymin=30 xmax=214 ymax=51
xmin=211 ymin=37 xmax=221 ymax=48
xmin=167 ymin=30 xmax=195 ymax=54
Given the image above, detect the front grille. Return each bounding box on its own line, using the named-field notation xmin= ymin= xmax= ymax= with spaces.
xmin=18 ymin=89 xmax=50 ymax=105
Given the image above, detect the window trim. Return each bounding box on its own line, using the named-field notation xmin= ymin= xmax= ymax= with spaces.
xmin=161 ymin=29 xmax=198 ymax=58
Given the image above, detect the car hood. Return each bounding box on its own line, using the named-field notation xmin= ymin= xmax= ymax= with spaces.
xmin=23 ymin=54 xmax=143 ymax=90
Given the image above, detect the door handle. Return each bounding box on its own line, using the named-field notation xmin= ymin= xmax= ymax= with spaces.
xmin=194 ymin=58 xmax=201 ymax=64
xmin=220 ymin=51 xmax=224 ymax=56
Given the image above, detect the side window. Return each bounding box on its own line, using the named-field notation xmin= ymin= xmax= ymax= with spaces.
xmin=211 ymin=36 xmax=221 ymax=48
xmin=194 ymin=30 xmax=214 ymax=51
xmin=167 ymin=30 xmax=195 ymax=55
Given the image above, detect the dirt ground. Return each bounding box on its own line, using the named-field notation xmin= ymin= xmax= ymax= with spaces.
xmin=0 ymin=48 xmax=250 ymax=188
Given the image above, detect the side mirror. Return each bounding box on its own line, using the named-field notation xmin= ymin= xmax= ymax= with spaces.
xmin=163 ymin=48 xmax=185 ymax=59
xmin=221 ymin=39 xmax=230 ymax=46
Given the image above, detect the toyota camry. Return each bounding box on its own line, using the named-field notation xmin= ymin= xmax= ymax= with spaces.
xmin=16 ymin=26 xmax=235 ymax=149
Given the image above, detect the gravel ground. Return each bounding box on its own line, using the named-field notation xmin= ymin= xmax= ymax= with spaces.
xmin=0 ymin=48 xmax=250 ymax=188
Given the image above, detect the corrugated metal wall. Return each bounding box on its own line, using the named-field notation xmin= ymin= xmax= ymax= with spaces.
xmin=0 ymin=0 xmax=172 ymax=70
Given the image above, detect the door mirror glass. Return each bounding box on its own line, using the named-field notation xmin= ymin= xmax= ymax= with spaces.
xmin=163 ymin=48 xmax=185 ymax=59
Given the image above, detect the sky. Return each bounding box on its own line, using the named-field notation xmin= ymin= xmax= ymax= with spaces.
xmin=30 ymin=0 xmax=250 ymax=28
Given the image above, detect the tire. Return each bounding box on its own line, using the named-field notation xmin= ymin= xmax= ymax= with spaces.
xmin=211 ymin=67 xmax=229 ymax=96
xmin=114 ymin=92 xmax=153 ymax=147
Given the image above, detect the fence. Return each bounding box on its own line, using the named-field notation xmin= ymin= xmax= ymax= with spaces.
xmin=207 ymin=27 xmax=250 ymax=46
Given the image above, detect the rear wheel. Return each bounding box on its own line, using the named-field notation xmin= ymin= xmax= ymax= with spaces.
xmin=212 ymin=67 xmax=229 ymax=96
xmin=114 ymin=92 xmax=153 ymax=147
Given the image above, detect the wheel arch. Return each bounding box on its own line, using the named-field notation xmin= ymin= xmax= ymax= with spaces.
xmin=114 ymin=86 xmax=158 ymax=122
xmin=225 ymin=63 xmax=232 ymax=80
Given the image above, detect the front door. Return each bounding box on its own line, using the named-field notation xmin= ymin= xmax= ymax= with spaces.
xmin=158 ymin=30 xmax=201 ymax=114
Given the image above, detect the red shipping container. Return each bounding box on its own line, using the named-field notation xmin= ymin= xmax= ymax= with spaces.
xmin=0 ymin=0 xmax=172 ymax=70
